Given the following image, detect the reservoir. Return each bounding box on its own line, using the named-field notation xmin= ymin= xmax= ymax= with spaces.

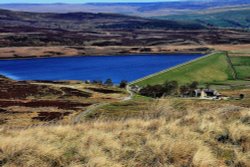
xmin=0 ymin=54 xmax=203 ymax=83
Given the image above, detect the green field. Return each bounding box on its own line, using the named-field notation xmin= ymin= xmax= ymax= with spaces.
xmin=230 ymin=56 xmax=250 ymax=80
xmin=132 ymin=52 xmax=234 ymax=86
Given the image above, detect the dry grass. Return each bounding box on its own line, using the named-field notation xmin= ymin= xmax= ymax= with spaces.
xmin=1 ymin=44 xmax=250 ymax=59
xmin=0 ymin=99 xmax=249 ymax=167
xmin=0 ymin=80 xmax=127 ymax=127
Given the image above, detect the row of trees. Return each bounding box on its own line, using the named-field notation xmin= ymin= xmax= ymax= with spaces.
xmin=86 ymin=78 xmax=201 ymax=98
xmin=86 ymin=79 xmax=128 ymax=88
xmin=139 ymin=81 xmax=199 ymax=98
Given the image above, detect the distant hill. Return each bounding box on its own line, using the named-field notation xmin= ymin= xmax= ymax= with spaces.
xmin=0 ymin=9 xmax=208 ymax=48
xmin=1 ymin=0 xmax=250 ymax=30
xmin=154 ymin=8 xmax=250 ymax=29
xmin=0 ymin=9 xmax=205 ymax=31
xmin=0 ymin=9 xmax=250 ymax=54
xmin=0 ymin=0 xmax=250 ymax=16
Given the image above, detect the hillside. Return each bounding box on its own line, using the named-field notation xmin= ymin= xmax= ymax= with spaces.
xmin=155 ymin=8 xmax=250 ymax=29
xmin=0 ymin=8 xmax=206 ymax=49
xmin=1 ymin=97 xmax=249 ymax=167
xmin=0 ymin=0 xmax=250 ymax=16
xmin=0 ymin=9 xmax=205 ymax=31
xmin=132 ymin=53 xmax=234 ymax=86
xmin=0 ymin=76 xmax=127 ymax=127
xmin=1 ymin=9 xmax=250 ymax=59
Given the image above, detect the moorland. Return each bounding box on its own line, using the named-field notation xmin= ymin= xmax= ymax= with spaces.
xmin=0 ymin=1 xmax=250 ymax=166
xmin=0 ymin=7 xmax=250 ymax=59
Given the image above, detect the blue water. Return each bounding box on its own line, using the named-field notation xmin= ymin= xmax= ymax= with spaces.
xmin=0 ymin=54 xmax=203 ymax=83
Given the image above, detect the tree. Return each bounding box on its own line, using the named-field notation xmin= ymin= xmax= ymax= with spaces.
xmin=180 ymin=85 xmax=190 ymax=96
xmin=239 ymin=94 xmax=245 ymax=100
xmin=189 ymin=81 xmax=199 ymax=89
xmin=205 ymin=83 xmax=211 ymax=89
xmin=139 ymin=85 xmax=165 ymax=98
xmin=119 ymin=80 xmax=128 ymax=88
xmin=92 ymin=80 xmax=103 ymax=85
xmin=104 ymin=78 xmax=113 ymax=86
xmin=85 ymin=80 xmax=90 ymax=84
xmin=139 ymin=80 xmax=179 ymax=98
xmin=164 ymin=80 xmax=179 ymax=95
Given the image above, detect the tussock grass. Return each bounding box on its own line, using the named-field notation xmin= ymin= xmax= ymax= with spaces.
xmin=0 ymin=99 xmax=249 ymax=167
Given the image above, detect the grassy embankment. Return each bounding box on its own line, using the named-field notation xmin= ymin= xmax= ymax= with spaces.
xmin=132 ymin=52 xmax=234 ymax=87
xmin=0 ymin=98 xmax=249 ymax=167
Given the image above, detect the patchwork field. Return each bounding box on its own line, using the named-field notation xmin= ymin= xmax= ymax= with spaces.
xmin=132 ymin=52 xmax=250 ymax=90
xmin=230 ymin=56 xmax=250 ymax=80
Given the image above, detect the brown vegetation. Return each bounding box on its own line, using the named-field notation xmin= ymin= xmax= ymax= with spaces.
xmin=0 ymin=98 xmax=249 ymax=167
xmin=1 ymin=9 xmax=250 ymax=59
xmin=0 ymin=76 xmax=126 ymax=127
xmin=1 ymin=44 xmax=250 ymax=59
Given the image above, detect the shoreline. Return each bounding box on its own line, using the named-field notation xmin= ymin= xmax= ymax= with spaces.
xmin=0 ymin=45 xmax=212 ymax=60
xmin=0 ymin=52 xmax=205 ymax=61
xmin=1 ymin=44 xmax=250 ymax=60
xmin=0 ymin=44 xmax=247 ymax=61
xmin=0 ymin=53 xmax=204 ymax=83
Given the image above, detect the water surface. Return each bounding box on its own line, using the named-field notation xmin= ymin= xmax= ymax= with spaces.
xmin=0 ymin=54 xmax=203 ymax=83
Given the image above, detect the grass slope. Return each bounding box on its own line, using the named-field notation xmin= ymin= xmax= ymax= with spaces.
xmin=133 ymin=53 xmax=233 ymax=86
xmin=0 ymin=98 xmax=249 ymax=167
